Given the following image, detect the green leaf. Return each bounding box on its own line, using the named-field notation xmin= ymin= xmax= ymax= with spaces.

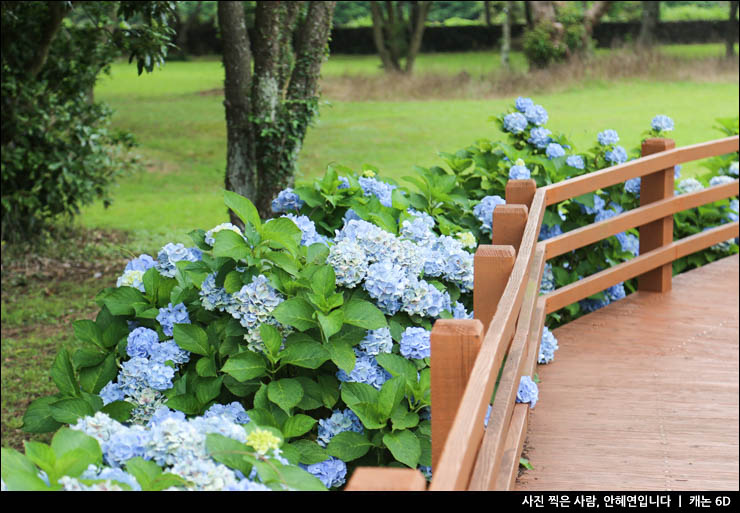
xmin=223 ymin=375 xmax=259 ymax=397
xmin=101 ymin=319 xmax=129 ymax=349
xmin=318 ymin=374 xmax=339 ymax=408
xmin=73 ymin=320 xmax=102 ymax=348
xmin=223 ymin=271 xmax=244 ymax=294
xmin=78 ymin=354 xmax=118 ymax=394
xmin=55 ymin=447 xmax=99 ymax=481
xmin=195 ymin=376 xmax=224 ymax=405
xmin=51 ymin=428 xmax=102 ymax=465
xmin=272 ymin=297 xmax=317 ymax=331
xmin=213 ymin=230 xmax=251 ymax=261
xmin=317 ymin=309 xmax=344 ymax=340
xmin=282 ymin=414 xmax=317 ymax=438
xmin=72 ymin=348 xmax=106 ymax=370
xmin=295 ymin=377 xmax=324 ymax=410
xmin=224 ymin=190 xmax=261 ymax=231
xmin=343 ymin=298 xmax=387 ymax=329
xmin=262 ymin=217 xmax=302 ymax=255
xmin=326 ymin=431 xmax=373 ymax=462
xmin=49 ymin=398 xmax=96 ymax=424
xmin=348 ymin=402 xmax=386 ymax=430
xmin=50 ymin=348 xmax=80 ymax=397
xmin=124 ymin=457 xmax=162 ymax=491
xmin=378 ymin=376 xmax=405 ymax=418
xmin=376 ymin=352 xmax=418 ymax=388
xmin=328 ymin=340 xmax=355 ymax=374
xmin=307 ymin=243 xmax=329 ymax=264
xmin=101 ymin=401 xmax=135 ymax=423
xmin=267 ymin=379 xmax=304 ymax=414
xmin=279 ymin=337 xmax=330 ymax=369
xmin=288 ymin=440 xmax=328 ymax=465
xmin=260 ymin=324 xmax=283 ymax=356
xmin=22 ymin=396 xmax=63 ymax=434
xmin=390 ymin=404 xmax=420 ymax=431
xmin=173 ymin=324 xmax=211 ymax=356
xmin=383 ymin=430 xmax=421 ymax=468
xmin=0 ymin=448 xmax=50 ymax=491
xmin=166 ymin=393 xmax=201 ymax=415
xmin=221 ymin=351 xmax=267 ymax=382
xmin=260 ymin=462 xmax=327 ymax=491
xmin=206 ymin=433 xmax=253 ymax=477
xmin=311 ymin=265 xmax=336 ymax=298
xmin=341 ymin=382 xmax=380 ymax=405
xmin=23 ymin=441 xmax=56 ymax=478
xmin=520 ymin=457 xmax=534 ymax=470
xmin=196 ymin=356 xmax=218 ymax=377
xmin=102 ymin=286 xmax=147 ymax=316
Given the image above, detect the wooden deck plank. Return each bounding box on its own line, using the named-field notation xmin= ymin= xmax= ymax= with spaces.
xmin=516 ymin=254 xmax=739 ymax=491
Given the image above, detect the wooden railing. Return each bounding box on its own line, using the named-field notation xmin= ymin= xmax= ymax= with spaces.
xmin=345 ymin=135 xmax=739 ymax=491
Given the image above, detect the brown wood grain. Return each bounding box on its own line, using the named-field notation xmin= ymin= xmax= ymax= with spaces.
xmin=430 ymin=319 xmax=484 ymax=471
xmin=493 ymin=204 xmax=529 ymax=254
xmin=506 ymin=179 xmax=538 ymax=209
xmin=474 ymin=245 xmax=516 ymax=333
xmin=542 ymin=136 xmax=739 ymax=206
xmin=544 ymin=221 xmax=739 ymax=314
xmin=429 ymin=190 xmax=545 ymax=491
xmin=526 ymin=297 xmax=547 ymax=377
xmin=496 ymin=403 xmax=530 ymax=490
xmin=345 ymin=467 xmax=428 ymax=491
xmin=517 ymin=254 xmax=739 ymax=491
xmin=544 ymin=180 xmax=739 ymax=259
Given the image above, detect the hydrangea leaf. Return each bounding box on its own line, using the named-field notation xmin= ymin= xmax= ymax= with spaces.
xmin=279 ymin=338 xmax=330 ymax=369
xmin=328 ymin=339 xmax=355 ymax=374
xmin=317 ymin=309 xmax=344 ymax=340
xmin=288 ymin=440 xmax=329 ymax=465
xmin=100 ymin=400 xmax=135 ymax=423
xmin=50 ymin=348 xmax=80 ymax=398
xmin=165 ymin=393 xmax=201 ymax=415
xmin=195 ymin=355 xmax=218 ymax=377
xmin=262 ymin=249 xmax=300 ymax=276
xmin=326 ymin=431 xmax=373 ymax=462
xmin=317 ymin=375 xmax=339 ymax=409
xmin=224 ymin=190 xmax=261 ymax=231
xmin=55 ymin=447 xmax=98 ymax=481
xmin=267 ymin=378 xmax=304 ymax=414
xmin=343 ymin=298 xmax=387 ymax=330
xmin=282 ymin=414 xmax=318 ymax=438
xmin=382 ymin=430 xmax=421 ymax=469
xmin=306 ymin=243 xmax=329 ymax=265
xmin=102 ymin=286 xmax=147 ymax=316
xmin=21 ymin=396 xmax=63 ymax=434
xmin=194 ymin=376 xmax=223 ymax=405
xmin=258 ymin=462 xmax=327 ymax=492
xmin=341 ymin=382 xmax=380 ymax=406
xmin=78 ymin=353 xmax=118 ymax=394
xmin=378 ymin=376 xmax=406 ymax=419
xmin=213 ymin=230 xmax=251 ymax=261
xmin=390 ymin=404 xmax=420 ymax=431
xmin=259 ymin=324 xmax=283 ymax=357
xmin=272 ymin=297 xmax=317 ymax=331
xmin=49 ymin=398 xmax=95 ymax=424
xmin=173 ymin=324 xmax=211 ymax=356
xmin=262 ymin=217 xmax=302 ymax=256
xmin=221 ymin=351 xmax=267 ymax=382
xmin=205 ymin=433 xmax=254 ymax=478
xmin=72 ymin=348 xmax=106 ymax=370
xmin=223 ymin=375 xmax=260 ymax=398
xmin=311 ymin=265 xmax=336 ymax=299
xmin=222 ymin=271 xmax=243 ymax=294
xmin=72 ymin=320 xmax=103 ymax=349
xmin=348 ymin=402 xmax=386 ymax=430
xmin=23 ymin=441 xmax=56 ymax=480
xmin=294 ymin=377 xmax=324 ymax=410
xmin=246 ymin=408 xmax=279 ymax=429
xmin=50 ymin=428 xmax=102 ymax=466
xmin=375 ymin=352 xmax=418 ymax=389
xmin=0 ymin=448 xmax=51 ymax=491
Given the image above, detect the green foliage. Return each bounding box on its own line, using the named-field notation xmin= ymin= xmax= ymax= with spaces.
xmin=1 ymin=1 xmax=175 ymax=241
xmin=523 ymin=4 xmax=591 ymax=68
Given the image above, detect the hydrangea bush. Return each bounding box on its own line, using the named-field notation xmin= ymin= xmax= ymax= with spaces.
xmin=5 ymin=99 xmax=737 ymax=491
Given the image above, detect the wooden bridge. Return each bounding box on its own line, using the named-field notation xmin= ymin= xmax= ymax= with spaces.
xmin=345 ymin=135 xmax=739 ymax=491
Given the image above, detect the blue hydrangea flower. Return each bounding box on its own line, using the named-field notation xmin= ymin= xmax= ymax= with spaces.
xmin=343 ymin=208 xmax=362 ymax=224
xmin=577 ymin=194 xmax=605 ymax=216
xmin=203 ymin=402 xmax=251 ymax=425
xmin=317 ymin=409 xmax=364 ymax=447
xmin=327 ymin=239 xmax=368 ymax=288
xmin=524 ymin=104 xmax=548 ymax=126
xmin=199 ymin=273 xmax=235 ymax=312
xmin=729 ymin=162 xmax=739 ymax=177
xmin=675 ymin=165 xmax=682 ymax=179
xmin=271 ymin=188 xmax=304 ymax=213
xmin=566 ymin=155 xmax=585 ymax=170
xmin=116 ymin=270 xmax=146 ymax=292
xmin=515 ymin=97 xmax=535 ymax=113
xmin=597 ymin=129 xmax=619 ymax=146
xmin=336 ymin=348 xmax=391 ymax=390
xmin=150 ymin=339 xmax=190 ymax=365
xmin=302 ymin=457 xmax=347 ymax=489
xmin=516 ymin=376 xmax=538 ymax=408
xmin=484 ymin=403 xmax=492 ymax=428
xmin=473 ymin=195 xmax=506 ymax=236
xmin=625 ymin=177 xmax=641 ymax=196
xmin=540 ymin=263 xmax=555 ymax=294
xmin=400 ymin=327 xmax=431 ymax=360
xmin=677 ymin=178 xmax=703 ymax=195
xmin=337 ymin=176 xmax=350 ymax=189
xmin=281 ymin=213 xmax=328 ymax=246
xmin=81 ymin=465 xmax=142 ymax=491
xmin=452 ymin=301 xmax=473 ymax=319
xmin=651 ymin=115 xmax=674 ymax=133
xmin=538 ymin=326 xmax=559 ymax=364
xmin=100 ymin=382 xmax=125 ymax=406
xmin=579 ymin=294 xmax=610 ymax=313
xmin=616 ymin=232 xmax=639 ymax=257
xmin=402 ymin=277 xmax=452 ymax=318
xmin=147 ymin=406 xmax=186 ymax=427
xmin=527 ymin=127 xmax=552 ymax=149
xmin=156 ymin=243 xmax=202 ymax=278
xmin=363 ymin=261 xmax=408 ymax=315
xmin=503 ymin=112 xmax=528 ymax=134
xmin=358 ymin=328 xmax=393 ymax=356
xmin=102 ymin=426 xmax=150 ymax=468
xmin=539 ymin=223 xmax=563 ymax=241
xmin=710 ymin=175 xmax=735 ymax=187
xmin=727 ymin=199 xmax=739 ymax=223
xmin=605 ymin=146 xmax=628 ymax=165
xmin=358 ymin=176 xmax=396 ymax=207
xmin=509 ymin=164 xmax=531 ymax=180
xmin=400 ymin=212 xmax=436 ymax=243
xmin=125 ymin=254 xmax=156 ymax=273
xmin=126 ymin=327 xmax=160 ymax=359
xmin=606 ymin=282 xmax=626 ymax=302
xmin=156 ymin=302 xmax=190 ymax=337
xmin=545 ymin=142 xmax=566 ymax=160
xmin=227 ymin=275 xmax=285 ymax=353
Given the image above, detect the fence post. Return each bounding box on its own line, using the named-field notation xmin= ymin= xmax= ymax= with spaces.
xmin=430 ymin=318 xmax=484 ymax=472
xmin=493 ymin=204 xmax=529 ymax=254
xmin=505 ymin=179 xmax=537 ymax=209
xmin=639 ymin=138 xmax=676 ymax=292
xmin=345 ymin=467 xmax=428 ymax=491
xmin=474 ymin=245 xmax=515 ymax=333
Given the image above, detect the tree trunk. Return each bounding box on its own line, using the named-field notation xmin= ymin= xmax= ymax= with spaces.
xmin=175 ymin=1 xmax=202 ymax=57
xmin=218 ymin=1 xmax=257 ymax=226
xmin=484 ymin=1 xmax=491 ymax=27
xmin=370 ymin=1 xmax=400 ymax=72
xmin=28 ymin=1 xmax=70 ymax=78
xmin=582 ymin=1 xmax=611 ymax=47
xmin=638 ymin=1 xmax=660 ymax=48
xmin=501 ymin=1 xmax=511 ymax=68
xmin=727 ymin=0 xmax=739 ymax=58
xmin=404 ymin=1 xmax=431 ymax=74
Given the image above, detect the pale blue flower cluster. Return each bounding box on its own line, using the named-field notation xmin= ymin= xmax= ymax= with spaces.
xmin=509 ymin=164 xmax=531 ymax=180
xmin=116 ymin=254 xmax=156 ymax=292
xmin=515 ymin=96 xmax=535 ymax=112
xmin=710 ymin=175 xmax=735 ymax=187
xmin=399 ymin=327 xmax=431 ymax=360
xmin=363 ymin=260 xmax=409 ymax=314
xmin=358 ymin=327 xmax=394 ymax=355
xmin=577 ymin=193 xmax=605 ymax=216
xmin=302 ymin=457 xmax=347 ymax=489
xmin=677 ymin=178 xmax=703 ymax=195
xmin=605 ymin=146 xmax=628 ymax=165
xmin=358 ymin=176 xmax=396 ymax=207
xmin=579 ymin=294 xmax=610 ymax=313
xmin=503 ymin=112 xmax=528 ymax=134
xmin=156 ymin=302 xmax=190 ymax=337
xmin=203 ymin=402 xmax=251 ymax=424
xmin=205 ymin=223 xmax=243 ymax=246
xmin=327 ymin=239 xmax=369 ymax=288
xmin=317 ymin=409 xmax=364 ymax=447
xmin=337 ymin=176 xmax=350 ymax=189
xmin=199 ymin=273 xmax=235 ymax=312
xmin=524 ymin=104 xmax=548 ymax=126
xmin=271 ymin=187 xmax=304 ymax=213
xmin=452 ymin=301 xmax=473 ymax=319
xmin=546 ymin=142 xmax=566 ymax=160
xmin=473 ymin=195 xmax=506 ymax=236
xmin=540 ymin=263 xmax=555 ymax=294
xmin=566 ymin=155 xmax=585 ymax=170
xmin=126 ymin=254 xmax=156 ymax=272
xmin=727 ymin=199 xmax=739 ymax=223
xmin=616 ymin=232 xmax=639 ymax=257
xmin=336 ymin=348 xmax=391 ymax=390
xmin=538 ymin=326 xmax=559 ymax=364
xmin=226 ymin=274 xmax=286 ymax=353
xmin=651 ymin=115 xmax=674 ymax=133
xmin=597 ymin=129 xmax=620 ymax=146
xmin=625 ymin=177 xmax=641 ymax=196
xmin=595 ymin=203 xmax=623 ymax=223
xmin=400 ymin=211 xmax=436 ymax=243
xmin=539 ymin=223 xmax=563 ymax=241
xmin=516 ymin=376 xmax=538 ymax=408
xmin=729 ymin=162 xmax=739 ymax=177
xmin=80 ymin=465 xmax=142 ymax=491
xmin=281 ymin=213 xmax=329 ymax=246
xmin=156 ymin=243 xmax=202 ymax=278
xmin=528 ymin=127 xmax=552 ymax=149
xmin=606 ymin=282 xmax=626 ymax=302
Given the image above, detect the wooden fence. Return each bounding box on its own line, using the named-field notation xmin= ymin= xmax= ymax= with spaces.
xmin=345 ymin=135 xmax=740 ymax=491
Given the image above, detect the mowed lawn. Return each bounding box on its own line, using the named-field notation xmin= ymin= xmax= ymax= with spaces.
xmin=82 ymin=46 xmax=739 ymax=249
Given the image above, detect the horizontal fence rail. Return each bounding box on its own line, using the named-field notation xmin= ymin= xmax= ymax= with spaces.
xmin=346 ymin=134 xmax=739 ymax=491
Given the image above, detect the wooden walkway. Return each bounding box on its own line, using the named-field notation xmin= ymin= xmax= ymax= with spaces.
xmin=516 ymin=254 xmax=740 ymax=491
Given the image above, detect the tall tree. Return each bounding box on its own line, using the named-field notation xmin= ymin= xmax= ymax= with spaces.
xmin=727 ymin=0 xmax=739 ymax=58
xmin=638 ymin=1 xmax=660 ymax=48
xmin=218 ymin=1 xmax=335 ymax=221
xmin=501 ymin=1 xmax=512 ymax=69
xmin=369 ymin=1 xmax=433 ymax=74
